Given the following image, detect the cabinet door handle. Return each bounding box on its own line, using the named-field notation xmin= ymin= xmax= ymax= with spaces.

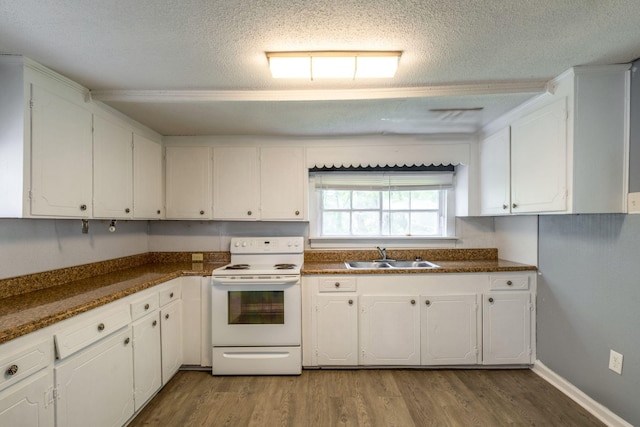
xmin=295 ymin=210 xmax=300 ymax=216
xmin=425 ymin=300 xmax=431 ymax=306
xmin=125 ymin=208 xmax=131 ymax=213
xmin=334 ymin=282 xmax=340 ymax=288
xmin=200 ymin=210 xmax=205 ymax=215
xmin=348 ymin=299 xmax=353 ymax=305
xmin=80 ymin=204 xmax=87 ymax=211
xmin=144 ymin=303 xmax=150 ymax=310
xmin=488 ymin=297 xmax=494 ymax=303
xmin=502 ymin=204 xmax=508 ymax=210
xmin=152 ymin=320 xmax=158 ymax=327
xmin=97 ymin=323 xmax=105 ymax=331
xmin=165 ymin=314 xmax=170 ymax=320
xmin=157 ymin=210 xmax=161 ymax=215
xmin=124 ymin=337 xmax=130 ymax=345
xmin=6 ymin=364 xmax=18 ymax=376
xmin=170 ymin=292 xmax=174 ymax=298
xmin=512 ymin=203 xmax=518 ymax=209
xmin=410 ymin=299 xmax=416 ymax=305
xmin=507 ymin=280 xmax=513 ymax=286
xmin=247 ymin=210 xmax=252 ymax=216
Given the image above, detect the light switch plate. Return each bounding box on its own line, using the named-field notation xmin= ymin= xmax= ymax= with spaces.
xmin=628 ymin=192 xmax=640 ymax=214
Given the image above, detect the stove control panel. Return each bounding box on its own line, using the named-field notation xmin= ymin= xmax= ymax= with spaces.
xmin=230 ymin=236 xmax=303 ymax=254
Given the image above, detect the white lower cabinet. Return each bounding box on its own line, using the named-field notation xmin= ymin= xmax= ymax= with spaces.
xmin=160 ymin=299 xmax=183 ymax=385
xmin=132 ymin=312 xmax=161 ymax=411
xmin=0 ymin=369 xmax=54 ymax=427
xmin=482 ymin=291 xmax=533 ymax=365
xmin=359 ymin=295 xmax=421 ymax=365
xmin=315 ymin=295 xmax=358 ymax=365
xmin=55 ymin=327 xmax=134 ymax=427
xmin=420 ymin=294 xmax=479 ymax=365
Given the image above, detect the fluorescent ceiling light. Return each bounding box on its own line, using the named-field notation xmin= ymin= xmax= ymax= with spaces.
xmin=266 ymin=51 xmax=401 ymax=79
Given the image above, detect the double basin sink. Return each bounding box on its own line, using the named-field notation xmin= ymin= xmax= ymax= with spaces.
xmin=345 ymin=260 xmax=439 ymax=270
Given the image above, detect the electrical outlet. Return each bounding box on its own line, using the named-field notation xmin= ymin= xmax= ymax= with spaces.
xmin=191 ymin=253 xmax=204 ymax=262
xmin=628 ymin=192 xmax=640 ymax=214
xmin=609 ymin=349 xmax=623 ymax=375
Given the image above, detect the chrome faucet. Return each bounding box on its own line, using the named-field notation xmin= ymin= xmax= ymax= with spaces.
xmin=375 ymin=246 xmax=394 ymax=262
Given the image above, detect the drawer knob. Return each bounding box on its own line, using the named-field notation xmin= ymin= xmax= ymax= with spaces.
xmin=507 ymin=280 xmax=513 ymax=286
xmin=124 ymin=337 xmax=130 ymax=345
xmin=335 ymin=282 xmax=340 ymax=288
xmin=6 ymin=364 xmax=18 ymax=376
xmin=152 ymin=320 xmax=158 ymax=327
xmin=348 ymin=299 xmax=353 ymax=305
xmin=165 ymin=314 xmax=170 ymax=320
xmin=410 ymin=299 xmax=416 ymax=305
xmin=170 ymin=292 xmax=174 ymax=298
xmin=425 ymin=300 xmax=431 ymax=306
xmin=144 ymin=303 xmax=150 ymax=310
xmin=97 ymin=323 xmax=105 ymax=331
xmin=488 ymin=297 xmax=494 ymax=303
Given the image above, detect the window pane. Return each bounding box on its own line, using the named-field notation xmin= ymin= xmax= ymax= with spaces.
xmin=411 ymin=212 xmax=439 ymax=235
xmin=411 ymin=191 xmax=439 ymax=209
xmin=390 ymin=212 xmax=410 ymax=235
xmin=381 ymin=212 xmax=390 ymax=235
xmin=390 ymin=191 xmax=410 ymax=209
xmin=352 ymin=211 xmax=380 ymax=235
xmin=323 ymin=190 xmax=351 ymax=209
xmin=353 ymin=191 xmax=379 ymax=209
xmin=322 ymin=211 xmax=351 ymax=235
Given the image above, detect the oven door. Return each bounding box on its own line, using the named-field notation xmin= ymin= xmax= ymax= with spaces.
xmin=211 ymin=276 xmax=301 ymax=346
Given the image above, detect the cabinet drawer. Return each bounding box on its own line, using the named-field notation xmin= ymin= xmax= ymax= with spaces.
xmin=0 ymin=339 xmax=52 ymax=392
xmin=55 ymin=305 xmax=131 ymax=359
xmin=131 ymin=293 xmax=159 ymax=321
xmin=319 ymin=277 xmax=356 ymax=292
xmin=159 ymin=282 xmax=181 ymax=306
xmin=490 ymin=275 xmax=529 ymax=290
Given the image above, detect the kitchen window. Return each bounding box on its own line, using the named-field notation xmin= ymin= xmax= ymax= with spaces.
xmin=309 ymin=166 xmax=456 ymax=244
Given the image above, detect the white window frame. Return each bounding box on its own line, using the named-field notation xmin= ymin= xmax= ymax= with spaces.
xmin=308 ymin=171 xmax=458 ymax=248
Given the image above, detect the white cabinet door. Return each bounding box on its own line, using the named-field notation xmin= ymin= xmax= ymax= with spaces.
xmin=132 ymin=312 xmax=161 ymax=411
xmin=165 ymin=146 xmax=212 ymax=219
xmin=511 ymin=98 xmax=568 ymax=213
xmin=160 ymin=300 xmax=183 ymax=385
xmin=421 ymin=294 xmax=479 ymax=365
xmin=30 ymin=84 xmax=92 ymax=217
xmin=479 ymin=127 xmax=511 ymax=215
xmin=260 ymin=147 xmax=306 ymax=220
xmin=181 ymin=276 xmax=202 ymax=366
xmin=93 ymin=115 xmax=133 ymax=218
xmin=359 ymin=295 xmax=420 ymax=365
xmin=213 ymin=146 xmax=259 ymax=220
xmin=0 ymin=369 xmax=54 ymax=427
xmin=482 ymin=292 xmax=532 ymax=365
xmin=133 ymin=134 xmax=163 ymax=219
xmin=315 ymin=295 xmax=358 ymax=366
xmin=55 ymin=327 xmax=134 ymax=427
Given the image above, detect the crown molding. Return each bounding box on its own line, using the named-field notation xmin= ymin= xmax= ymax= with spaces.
xmin=90 ymin=80 xmax=549 ymax=103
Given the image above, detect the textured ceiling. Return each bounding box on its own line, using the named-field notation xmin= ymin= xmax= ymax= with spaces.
xmin=2 ymin=0 xmax=640 ymax=136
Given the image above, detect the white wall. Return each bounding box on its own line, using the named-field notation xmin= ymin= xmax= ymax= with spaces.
xmin=0 ymin=218 xmax=149 ymax=279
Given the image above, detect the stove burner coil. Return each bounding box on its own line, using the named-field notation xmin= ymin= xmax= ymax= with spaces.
xmin=274 ymin=263 xmax=297 ymax=270
xmin=225 ymin=264 xmax=250 ymax=270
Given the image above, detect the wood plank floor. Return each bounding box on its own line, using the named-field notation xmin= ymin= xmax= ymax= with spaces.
xmin=129 ymin=369 xmax=605 ymax=427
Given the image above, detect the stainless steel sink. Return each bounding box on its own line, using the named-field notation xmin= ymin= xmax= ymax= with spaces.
xmin=345 ymin=260 xmax=439 ymax=270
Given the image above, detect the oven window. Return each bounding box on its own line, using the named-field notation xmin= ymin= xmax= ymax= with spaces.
xmin=228 ymin=291 xmax=285 ymax=324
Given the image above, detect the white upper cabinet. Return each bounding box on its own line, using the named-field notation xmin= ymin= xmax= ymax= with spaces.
xmin=30 ymin=84 xmax=93 ymax=217
xmin=213 ymin=146 xmax=307 ymax=221
xmin=133 ymin=134 xmax=164 ymax=219
xmin=479 ymin=127 xmax=511 ymax=215
xmin=260 ymin=147 xmax=306 ymax=220
xmin=93 ymin=115 xmax=133 ymax=219
xmin=479 ymin=64 xmax=630 ymax=215
xmin=165 ymin=146 xmax=212 ymax=219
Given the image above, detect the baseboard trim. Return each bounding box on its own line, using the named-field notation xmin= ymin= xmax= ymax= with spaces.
xmin=532 ymin=360 xmax=632 ymax=427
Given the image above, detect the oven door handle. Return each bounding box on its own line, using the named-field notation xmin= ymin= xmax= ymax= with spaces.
xmin=212 ymin=276 xmax=300 ymax=286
